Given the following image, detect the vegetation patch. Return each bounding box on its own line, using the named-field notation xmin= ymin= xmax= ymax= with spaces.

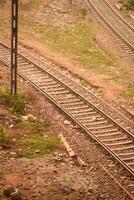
xmin=78 ymin=8 xmax=88 ymax=17
xmin=119 ymin=0 xmax=134 ymax=10
xmin=19 ymin=136 xmax=60 ymax=159
xmin=16 ymin=118 xmax=49 ymax=135
xmin=0 ymin=124 xmax=11 ymax=148
xmin=0 ymin=87 xmax=25 ymax=115
xmin=0 ymin=168 xmax=6 ymax=176
xmin=121 ymin=85 xmax=134 ymax=99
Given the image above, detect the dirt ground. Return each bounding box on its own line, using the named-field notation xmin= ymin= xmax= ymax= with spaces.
xmin=0 ymin=0 xmax=134 ymax=108
xmin=0 ymin=1 xmax=134 ymax=200
xmin=107 ymin=0 xmax=134 ymax=26
xmin=0 ymin=63 xmax=132 ymax=200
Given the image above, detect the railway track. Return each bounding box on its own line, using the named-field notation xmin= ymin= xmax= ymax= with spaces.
xmin=86 ymin=0 xmax=134 ymax=55
xmin=0 ymin=41 xmax=134 ymax=198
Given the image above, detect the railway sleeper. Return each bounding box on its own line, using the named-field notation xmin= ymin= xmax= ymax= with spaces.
xmin=40 ymin=84 xmax=61 ymax=90
xmin=59 ymin=99 xmax=82 ymax=105
xmin=26 ymin=73 xmax=48 ymax=79
xmin=39 ymin=82 xmax=59 ymax=87
xmin=0 ymin=56 xmax=10 ymax=60
xmin=55 ymin=95 xmax=76 ymax=101
xmin=19 ymin=63 xmax=33 ymax=67
xmin=106 ymin=140 xmax=133 ymax=147
xmin=65 ymin=105 xmax=89 ymax=110
xmin=78 ymin=116 xmax=104 ymax=122
xmin=23 ymin=68 xmax=41 ymax=74
xmin=0 ymin=52 xmax=10 ymax=56
xmin=127 ymin=163 xmax=134 ymax=168
xmin=93 ymin=128 xmax=118 ymax=134
xmin=45 ymin=87 xmax=66 ymax=92
xmin=35 ymin=79 xmax=54 ymax=84
xmin=74 ymin=111 xmax=98 ymax=117
xmin=0 ymin=48 xmax=10 ymax=52
xmin=112 ymin=145 xmax=134 ymax=151
xmin=83 ymin=120 xmax=109 ymax=126
xmin=101 ymin=136 xmax=128 ymax=142
xmin=68 ymin=108 xmax=93 ymax=114
xmin=123 ymin=157 xmax=134 ymax=162
xmin=47 ymin=91 xmax=70 ymax=95
xmin=86 ymin=124 xmax=113 ymax=130
xmin=96 ymin=131 xmax=122 ymax=137
xmin=19 ymin=63 xmax=35 ymax=68
xmin=118 ymin=152 xmax=134 ymax=158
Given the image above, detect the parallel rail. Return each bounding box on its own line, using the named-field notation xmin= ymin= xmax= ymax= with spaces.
xmin=0 ymin=42 xmax=134 ymax=181
xmin=86 ymin=0 xmax=134 ymax=54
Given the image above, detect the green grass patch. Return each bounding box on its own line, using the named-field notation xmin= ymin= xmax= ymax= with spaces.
xmin=0 ymin=124 xmax=11 ymax=148
xmin=0 ymin=168 xmax=6 ymax=176
xmin=18 ymin=17 xmax=131 ymax=87
xmin=0 ymin=87 xmax=25 ymax=115
xmin=78 ymin=8 xmax=88 ymax=17
xmin=19 ymin=136 xmax=60 ymax=159
xmin=16 ymin=118 xmax=50 ymax=134
xmin=79 ymin=79 xmax=88 ymax=86
xmin=38 ymin=23 xmax=121 ymax=74
xmin=121 ymin=85 xmax=134 ymax=99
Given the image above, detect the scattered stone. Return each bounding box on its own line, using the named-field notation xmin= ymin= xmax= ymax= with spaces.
xmin=10 ymin=152 xmax=16 ymax=156
xmin=28 ymin=114 xmax=37 ymax=120
xmin=92 ymin=117 xmax=97 ymax=121
xmin=59 ymin=133 xmax=76 ymax=158
xmin=10 ymin=189 xmax=21 ymax=200
xmin=9 ymin=124 xmax=14 ymax=128
xmin=130 ymin=14 xmax=134 ymax=20
xmin=77 ymin=157 xmax=87 ymax=167
xmin=21 ymin=115 xmax=29 ymax=121
xmin=3 ymin=186 xmax=15 ymax=196
xmin=35 ymin=149 xmax=40 ymax=153
xmin=22 ymin=114 xmax=37 ymax=121
xmin=96 ymin=195 xmax=103 ymax=200
xmin=64 ymin=120 xmax=71 ymax=125
xmin=115 ymin=3 xmax=123 ymax=10
xmin=18 ymin=149 xmax=22 ymax=151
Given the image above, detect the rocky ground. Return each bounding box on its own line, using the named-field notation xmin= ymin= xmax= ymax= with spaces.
xmin=107 ymin=0 xmax=134 ymax=26
xmin=0 ymin=1 xmax=133 ymax=199
xmin=0 ymin=62 xmax=132 ymax=199
xmin=0 ymin=0 xmax=133 ymax=108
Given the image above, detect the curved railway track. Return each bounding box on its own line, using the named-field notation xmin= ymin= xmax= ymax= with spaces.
xmin=86 ymin=0 xmax=134 ymax=55
xmin=0 ymin=41 xmax=134 ymax=179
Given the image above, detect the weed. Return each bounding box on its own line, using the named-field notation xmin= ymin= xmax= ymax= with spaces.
xmin=19 ymin=136 xmax=60 ymax=158
xmin=0 ymin=125 xmax=11 ymax=147
xmin=121 ymin=85 xmax=134 ymax=99
xmin=80 ymin=79 xmax=88 ymax=86
xmin=16 ymin=118 xmax=50 ymax=134
xmin=0 ymin=87 xmax=25 ymax=115
xmin=78 ymin=8 xmax=87 ymax=17
xmin=0 ymin=169 xmax=6 ymax=176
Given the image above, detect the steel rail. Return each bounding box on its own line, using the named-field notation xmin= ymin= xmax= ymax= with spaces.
xmin=103 ymin=0 xmax=134 ymax=32
xmin=1 ymin=39 xmax=134 ymax=127
xmin=0 ymin=42 xmax=134 ymax=178
xmin=86 ymin=0 xmax=134 ymax=53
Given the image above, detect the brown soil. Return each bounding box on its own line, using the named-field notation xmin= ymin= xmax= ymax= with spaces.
xmin=0 ymin=63 xmax=132 ymax=200
xmin=20 ymin=37 xmax=124 ymax=101
xmin=107 ymin=0 xmax=134 ymax=26
xmin=0 ymin=0 xmax=134 ymax=106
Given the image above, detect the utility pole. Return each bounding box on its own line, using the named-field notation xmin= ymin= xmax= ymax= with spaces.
xmin=11 ymin=0 xmax=18 ymax=95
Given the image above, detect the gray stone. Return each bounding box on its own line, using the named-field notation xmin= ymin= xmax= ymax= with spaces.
xmin=64 ymin=120 xmax=71 ymax=125
xmin=10 ymin=189 xmax=21 ymax=200
xmin=3 ymin=186 xmax=15 ymax=196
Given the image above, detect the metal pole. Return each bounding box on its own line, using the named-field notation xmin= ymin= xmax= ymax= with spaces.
xmin=11 ymin=0 xmax=18 ymax=95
